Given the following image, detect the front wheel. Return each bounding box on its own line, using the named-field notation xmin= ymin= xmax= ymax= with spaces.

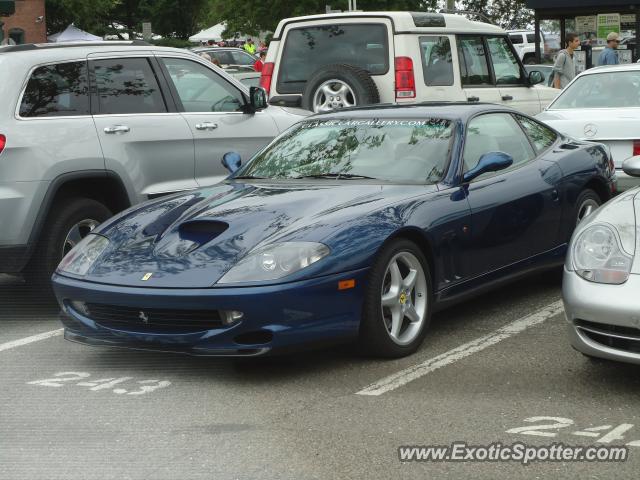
xmin=359 ymin=239 xmax=432 ymax=358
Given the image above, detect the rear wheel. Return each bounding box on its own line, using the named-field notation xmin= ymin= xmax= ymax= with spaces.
xmin=575 ymin=189 xmax=601 ymax=226
xmin=359 ymin=239 xmax=432 ymax=358
xmin=24 ymin=198 xmax=112 ymax=288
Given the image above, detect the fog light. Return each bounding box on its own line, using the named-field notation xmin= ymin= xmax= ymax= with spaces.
xmin=69 ymin=300 xmax=90 ymax=316
xmin=221 ymin=310 xmax=244 ymax=326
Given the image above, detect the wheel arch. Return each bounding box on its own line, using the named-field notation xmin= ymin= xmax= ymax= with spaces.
xmin=381 ymin=227 xmax=436 ymax=287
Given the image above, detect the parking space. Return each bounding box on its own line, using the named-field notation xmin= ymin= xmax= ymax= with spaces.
xmin=2 ymin=270 xmax=638 ymax=479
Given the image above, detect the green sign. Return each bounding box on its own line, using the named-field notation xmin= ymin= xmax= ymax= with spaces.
xmin=0 ymin=1 xmax=15 ymax=16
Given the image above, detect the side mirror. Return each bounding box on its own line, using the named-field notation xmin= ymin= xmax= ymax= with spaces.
xmin=222 ymin=152 xmax=242 ymax=173
xmin=249 ymin=86 xmax=267 ymax=111
xmin=463 ymin=152 xmax=513 ymax=183
xmin=622 ymin=155 xmax=640 ymax=177
xmin=528 ymin=70 xmax=544 ymax=85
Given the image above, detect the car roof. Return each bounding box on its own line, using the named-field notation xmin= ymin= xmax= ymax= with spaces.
xmin=304 ymin=102 xmax=513 ymax=121
xmin=273 ymin=11 xmax=504 ymax=39
xmin=192 ymin=47 xmax=250 ymax=53
xmin=0 ymin=41 xmax=194 ymax=62
xmin=578 ymin=63 xmax=640 ymax=76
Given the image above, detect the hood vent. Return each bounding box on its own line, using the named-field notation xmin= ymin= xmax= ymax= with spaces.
xmin=179 ymin=220 xmax=229 ymax=243
xmin=143 ymin=196 xmax=203 ymax=237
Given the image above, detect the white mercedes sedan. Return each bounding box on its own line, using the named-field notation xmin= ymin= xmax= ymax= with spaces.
xmin=537 ymin=64 xmax=640 ymax=191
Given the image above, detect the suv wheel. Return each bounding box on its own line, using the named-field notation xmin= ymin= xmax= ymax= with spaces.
xmin=302 ymin=64 xmax=380 ymax=113
xmin=25 ymin=198 xmax=112 ymax=288
xmin=523 ymin=54 xmax=537 ymax=65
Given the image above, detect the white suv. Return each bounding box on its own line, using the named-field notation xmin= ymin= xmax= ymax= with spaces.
xmin=507 ymin=30 xmax=545 ymax=65
xmin=261 ymin=12 xmax=558 ymax=115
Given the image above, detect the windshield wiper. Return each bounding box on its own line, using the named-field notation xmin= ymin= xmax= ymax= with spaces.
xmin=232 ymin=175 xmax=268 ymax=180
xmin=294 ymin=173 xmax=377 ymax=180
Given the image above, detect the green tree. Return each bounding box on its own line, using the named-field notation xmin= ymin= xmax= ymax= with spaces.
xmin=460 ymin=0 xmax=533 ymax=29
xmin=45 ymin=0 xmax=118 ymax=34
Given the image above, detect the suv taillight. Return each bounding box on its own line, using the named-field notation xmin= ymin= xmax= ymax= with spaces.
xmin=395 ymin=57 xmax=415 ymax=99
xmin=0 ymin=134 xmax=5 ymax=155
xmin=260 ymin=62 xmax=275 ymax=94
xmin=633 ymin=140 xmax=640 ymax=156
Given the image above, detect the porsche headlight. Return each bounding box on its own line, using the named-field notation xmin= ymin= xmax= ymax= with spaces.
xmin=218 ymin=242 xmax=330 ymax=284
xmin=56 ymin=234 xmax=109 ymax=276
xmin=572 ymin=225 xmax=633 ymax=284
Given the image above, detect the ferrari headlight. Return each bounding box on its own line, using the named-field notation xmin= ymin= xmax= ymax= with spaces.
xmin=218 ymin=242 xmax=330 ymax=284
xmin=56 ymin=234 xmax=109 ymax=276
xmin=572 ymin=225 xmax=633 ymax=284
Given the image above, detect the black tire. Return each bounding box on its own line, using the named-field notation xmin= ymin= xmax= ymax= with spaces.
xmin=523 ymin=55 xmax=537 ymax=65
xmin=24 ymin=198 xmax=112 ymax=288
xmin=359 ymin=239 xmax=433 ymax=358
xmin=301 ymin=64 xmax=380 ymax=113
xmin=574 ymin=188 xmax=601 ymax=227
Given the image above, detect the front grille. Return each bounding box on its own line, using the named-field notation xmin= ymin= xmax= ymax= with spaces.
xmin=575 ymin=319 xmax=640 ymax=354
xmin=82 ymin=302 xmax=224 ymax=333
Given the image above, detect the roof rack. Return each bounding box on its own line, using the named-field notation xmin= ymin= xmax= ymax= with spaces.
xmin=439 ymin=9 xmax=496 ymax=26
xmin=0 ymin=40 xmax=151 ymax=53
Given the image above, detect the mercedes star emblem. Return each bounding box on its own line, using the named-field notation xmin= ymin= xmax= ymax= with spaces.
xmin=583 ymin=124 xmax=597 ymax=137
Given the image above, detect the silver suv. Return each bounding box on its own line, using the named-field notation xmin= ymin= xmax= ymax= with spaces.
xmin=0 ymin=41 xmax=307 ymax=285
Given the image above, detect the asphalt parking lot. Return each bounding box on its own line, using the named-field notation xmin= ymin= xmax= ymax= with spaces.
xmin=1 ymin=271 xmax=639 ymax=480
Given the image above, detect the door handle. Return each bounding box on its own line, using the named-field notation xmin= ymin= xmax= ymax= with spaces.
xmin=502 ymin=95 xmax=514 ymax=101
xmin=195 ymin=122 xmax=219 ymax=131
xmin=104 ymin=125 xmax=130 ymax=134
xmin=467 ymin=96 xmax=480 ymax=102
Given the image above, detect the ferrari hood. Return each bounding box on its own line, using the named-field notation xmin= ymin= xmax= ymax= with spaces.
xmin=83 ymin=181 xmax=434 ymax=288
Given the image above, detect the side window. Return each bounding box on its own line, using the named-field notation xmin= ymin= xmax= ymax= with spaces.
xmin=526 ymin=33 xmax=536 ymax=44
xmin=487 ymin=37 xmax=526 ymax=85
xmin=20 ymin=62 xmax=90 ymax=118
xmin=509 ymin=34 xmax=523 ymax=45
xmin=277 ymin=23 xmax=389 ymax=94
xmin=230 ymin=51 xmax=256 ymax=66
xmin=515 ymin=115 xmax=557 ymax=153
xmin=161 ymin=57 xmax=244 ymax=113
xmin=457 ymin=36 xmax=491 ymax=86
xmin=92 ymin=58 xmax=166 ymax=114
xmin=463 ymin=113 xmax=536 ymax=177
xmin=419 ymin=36 xmax=454 ymax=86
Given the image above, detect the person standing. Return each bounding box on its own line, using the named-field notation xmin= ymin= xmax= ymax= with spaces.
xmin=597 ymin=32 xmax=620 ymax=66
xmin=553 ymin=33 xmax=580 ymax=89
xmin=244 ymin=38 xmax=256 ymax=55
xmin=254 ymin=51 xmax=266 ymax=72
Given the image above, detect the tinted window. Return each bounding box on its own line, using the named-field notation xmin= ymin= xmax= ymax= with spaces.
xmin=93 ymin=58 xmax=166 ymax=114
xmin=161 ymin=57 xmax=244 ymax=112
xmin=526 ymin=33 xmax=536 ymax=44
xmin=550 ymin=71 xmax=640 ymax=109
xmin=515 ymin=115 xmax=557 ymax=153
xmin=20 ymin=62 xmax=90 ymax=117
xmin=458 ymin=36 xmax=491 ymax=86
xmin=487 ymin=37 xmax=525 ymax=85
xmin=240 ymin=118 xmax=454 ymax=184
xmin=464 ymin=113 xmax=535 ymax=176
xmin=230 ymin=51 xmax=256 ymax=66
xmin=277 ymin=24 xmax=388 ymax=94
xmin=420 ymin=36 xmax=454 ymax=86
xmin=509 ymin=34 xmax=523 ymax=45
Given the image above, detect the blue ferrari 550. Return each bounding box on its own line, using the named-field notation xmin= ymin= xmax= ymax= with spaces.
xmin=52 ymin=104 xmax=616 ymax=358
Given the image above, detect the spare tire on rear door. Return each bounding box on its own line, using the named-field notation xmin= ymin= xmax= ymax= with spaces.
xmin=302 ymin=64 xmax=380 ymax=113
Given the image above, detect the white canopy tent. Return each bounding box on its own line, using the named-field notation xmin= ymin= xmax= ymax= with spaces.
xmin=48 ymin=24 xmax=103 ymax=43
xmin=189 ymin=22 xmax=260 ymax=43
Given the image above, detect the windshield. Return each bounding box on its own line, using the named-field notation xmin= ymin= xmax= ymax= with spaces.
xmin=236 ymin=118 xmax=454 ymax=184
xmin=550 ymin=70 xmax=640 ymax=109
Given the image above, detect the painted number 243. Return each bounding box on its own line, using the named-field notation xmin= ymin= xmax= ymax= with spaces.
xmin=28 ymin=372 xmax=171 ymax=396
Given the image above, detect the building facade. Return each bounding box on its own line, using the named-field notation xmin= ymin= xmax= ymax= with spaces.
xmin=0 ymin=0 xmax=46 ymax=45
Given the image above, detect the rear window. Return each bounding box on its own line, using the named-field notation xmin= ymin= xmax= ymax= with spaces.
xmin=526 ymin=33 xmax=536 ymax=43
xmin=509 ymin=34 xmax=523 ymax=45
xmin=420 ymin=36 xmax=454 ymax=86
xmin=277 ymin=24 xmax=388 ymax=94
xmin=239 ymin=118 xmax=454 ymax=184
xmin=19 ymin=62 xmax=90 ymax=117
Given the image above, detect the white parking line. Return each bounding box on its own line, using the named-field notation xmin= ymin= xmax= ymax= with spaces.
xmin=0 ymin=329 xmax=63 ymax=353
xmin=357 ymin=300 xmax=565 ymax=396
